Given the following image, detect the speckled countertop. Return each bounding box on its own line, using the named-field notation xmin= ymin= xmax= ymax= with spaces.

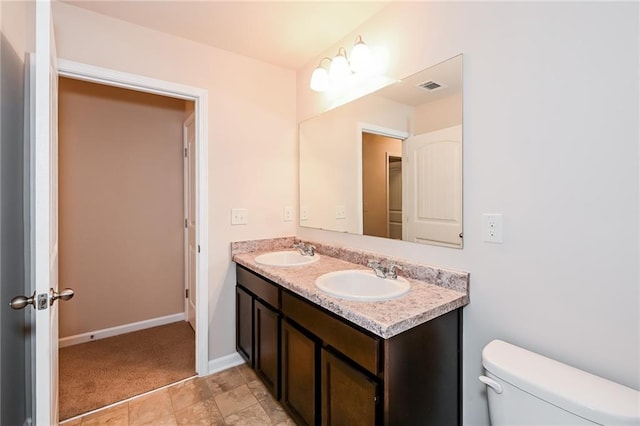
xmin=231 ymin=237 xmax=470 ymax=339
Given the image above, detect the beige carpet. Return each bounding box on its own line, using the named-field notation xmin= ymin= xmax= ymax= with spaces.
xmin=59 ymin=321 xmax=195 ymax=420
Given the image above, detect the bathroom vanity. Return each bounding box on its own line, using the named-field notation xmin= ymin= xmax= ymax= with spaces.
xmin=232 ymin=238 xmax=469 ymax=426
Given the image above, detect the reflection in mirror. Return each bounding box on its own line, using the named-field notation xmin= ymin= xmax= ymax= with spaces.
xmin=299 ymin=54 xmax=463 ymax=248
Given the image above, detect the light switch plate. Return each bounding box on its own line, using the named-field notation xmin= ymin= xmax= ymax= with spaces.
xmin=231 ymin=208 xmax=248 ymax=225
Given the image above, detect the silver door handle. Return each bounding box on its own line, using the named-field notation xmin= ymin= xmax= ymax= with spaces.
xmin=50 ymin=288 xmax=74 ymax=305
xmin=9 ymin=292 xmax=36 ymax=310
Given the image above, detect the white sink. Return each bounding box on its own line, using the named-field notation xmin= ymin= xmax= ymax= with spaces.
xmin=254 ymin=251 xmax=320 ymax=267
xmin=315 ymin=270 xmax=410 ymax=301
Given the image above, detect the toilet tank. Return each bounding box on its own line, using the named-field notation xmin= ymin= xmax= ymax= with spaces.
xmin=481 ymin=340 xmax=640 ymax=426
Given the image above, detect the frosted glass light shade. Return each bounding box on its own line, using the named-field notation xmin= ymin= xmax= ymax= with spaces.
xmin=310 ymin=66 xmax=329 ymax=92
xmin=329 ymin=54 xmax=350 ymax=86
xmin=350 ymin=41 xmax=371 ymax=73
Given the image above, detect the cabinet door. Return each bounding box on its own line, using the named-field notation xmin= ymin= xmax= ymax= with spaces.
xmin=321 ymin=348 xmax=380 ymax=426
xmin=281 ymin=320 xmax=318 ymax=425
xmin=255 ymin=299 xmax=280 ymax=398
xmin=236 ymin=286 xmax=253 ymax=365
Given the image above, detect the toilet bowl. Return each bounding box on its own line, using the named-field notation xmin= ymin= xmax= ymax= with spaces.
xmin=480 ymin=339 xmax=640 ymax=425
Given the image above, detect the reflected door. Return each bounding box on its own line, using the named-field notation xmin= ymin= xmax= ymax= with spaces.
xmin=403 ymin=125 xmax=462 ymax=248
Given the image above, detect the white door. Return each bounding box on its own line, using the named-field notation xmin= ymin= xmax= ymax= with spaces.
xmin=183 ymin=113 xmax=196 ymax=330
xmin=403 ymin=125 xmax=462 ymax=248
xmin=32 ymin=2 xmax=67 ymax=424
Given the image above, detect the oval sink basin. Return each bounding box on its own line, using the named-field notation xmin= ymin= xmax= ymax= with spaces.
xmin=315 ymin=270 xmax=410 ymax=301
xmin=254 ymin=251 xmax=320 ymax=267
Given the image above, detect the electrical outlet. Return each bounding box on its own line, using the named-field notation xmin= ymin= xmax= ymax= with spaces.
xmin=300 ymin=206 xmax=309 ymax=221
xmin=483 ymin=213 xmax=503 ymax=243
xmin=283 ymin=206 xmax=293 ymax=222
xmin=335 ymin=205 xmax=346 ymax=219
xmin=231 ymin=208 xmax=248 ymax=225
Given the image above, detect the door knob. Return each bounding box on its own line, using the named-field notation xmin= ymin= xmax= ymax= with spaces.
xmin=50 ymin=288 xmax=74 ymax=305
xmin=9 ymin=292 xmax=36 ymax=310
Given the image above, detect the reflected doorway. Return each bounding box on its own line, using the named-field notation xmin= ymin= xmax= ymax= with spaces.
xmin=362 ymin=131 xmax=403 ymax=239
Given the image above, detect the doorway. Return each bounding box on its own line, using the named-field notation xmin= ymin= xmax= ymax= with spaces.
xmin=57 ymin=77 xmax=196 ymax=419
xmin=361 ymin=131 xmax=404 ymax=239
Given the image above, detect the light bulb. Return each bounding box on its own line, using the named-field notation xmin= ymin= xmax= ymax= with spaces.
xmin=310 ymin=66 xmax=329 ymax=92
xmin=329 ymin=53 xmax=350 ymax=86
xmin=350 ymin=38 xmax=371 ymax=73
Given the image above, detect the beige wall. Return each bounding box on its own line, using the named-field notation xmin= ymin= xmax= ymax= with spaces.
xmin=52 ymin=2 xmax=297 ymax=358
xmin=415 ymin=93 xmax=462 ymax=135
xmin=58 ymin=77 xmax=188 ymax=337
xmin=299 ymin=94 xmax=412 ymax=233
xmin=297 ymin=2 xmax=639 ymax=424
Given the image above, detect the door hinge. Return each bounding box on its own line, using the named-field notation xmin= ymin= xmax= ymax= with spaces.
xmin=197 ymin=245 xmax=200 ymax=253
xmin=184 ymin=147 xmax=188 ymax=158
xmin=185 ymin=289 xmax=189 ymax=299
xmin=184 ymin=218 xmax=188 ymax=228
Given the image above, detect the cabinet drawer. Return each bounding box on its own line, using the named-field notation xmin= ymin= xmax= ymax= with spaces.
xmin=237 ymin=266 xmax=280 ymax=309
xmin=282 ymin=292 xmax=380 ymax=375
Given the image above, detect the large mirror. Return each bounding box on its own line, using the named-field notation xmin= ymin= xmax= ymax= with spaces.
xmin=299 ymin=54 xmax=463 ymax=248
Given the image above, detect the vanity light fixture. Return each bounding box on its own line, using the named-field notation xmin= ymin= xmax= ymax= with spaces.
xmin=310 ymin=35 xmax=372 ymax=92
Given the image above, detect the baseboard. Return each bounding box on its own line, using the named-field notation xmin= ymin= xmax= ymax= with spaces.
xmin=59 ymin=313 xmax=185 ymax=348
xmin=207 ymin=352 xmax=245 ymax=375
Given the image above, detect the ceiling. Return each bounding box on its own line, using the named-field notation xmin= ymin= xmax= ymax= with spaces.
xmin=61 ymin=1 xmax=392 ymax=70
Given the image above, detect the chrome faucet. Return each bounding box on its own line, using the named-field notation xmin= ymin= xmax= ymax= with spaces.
xmin=293 ymin=242 xmax=316 ymax=256
xmin=367 ymin=260 xmax=402 ymax=279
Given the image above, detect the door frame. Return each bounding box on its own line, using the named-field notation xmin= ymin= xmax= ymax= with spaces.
xmin=57 ymin=59 xmax=209 ymax=375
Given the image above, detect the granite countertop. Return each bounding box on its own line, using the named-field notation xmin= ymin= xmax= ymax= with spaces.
xmin=231 ymin=237 xmax=470 ymax=339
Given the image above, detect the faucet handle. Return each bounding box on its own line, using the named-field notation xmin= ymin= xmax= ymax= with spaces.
xmin=307 ymin=245 xmax=316 ymax=256
xmin=386 ymin=264 xmax=401 ymax=279
xmin=367 ymin=260 xmax=387 ymax=278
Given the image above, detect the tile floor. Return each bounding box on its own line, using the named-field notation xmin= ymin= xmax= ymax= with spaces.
xmin=62 ymin=364 xmax=295 ymax=425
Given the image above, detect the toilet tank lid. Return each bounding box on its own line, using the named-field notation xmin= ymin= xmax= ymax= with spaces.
xmin=482 ymin=340 xmax=640 ymax=425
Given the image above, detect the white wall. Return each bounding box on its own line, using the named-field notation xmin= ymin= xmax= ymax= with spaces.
xmin=52 ymin=2 xmax=297 ymax=361
xmin=297 ymin=2 xmax=639 ymax=424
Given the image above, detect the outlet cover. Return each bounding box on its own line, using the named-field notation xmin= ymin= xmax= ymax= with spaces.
xmin=300 ymin=206 xmax=309 ymax=221
xmin=335 ymin=205 xmax=346 ymax=219
xmin=283 ymin=206 xmax=293 ymax=222
xmin=483 ymin=213 xmax=503 ymax=243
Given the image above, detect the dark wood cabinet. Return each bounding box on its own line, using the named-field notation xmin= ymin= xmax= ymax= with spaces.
xmin=235 ymin=286 xmax=253 ymax=365
xmin=321 ymin=348 xmax=380 ymax=426
xmin=235 ymin=266 xmax=281 ymax=398
xmin=281 ymin=320 xmax=318 ymax=425
xmin=235 ymin=264 xmax=461 ymax=426
xmin=254 ymin=299 xmax=280 ymax=398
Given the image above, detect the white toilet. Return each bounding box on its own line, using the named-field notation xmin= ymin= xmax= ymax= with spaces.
xmin=480 ymin=339 xmax=640 ymax=425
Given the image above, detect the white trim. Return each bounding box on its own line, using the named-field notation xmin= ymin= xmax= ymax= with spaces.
xmin=58 ymin=313 xmax=185 ymax=348
xmin=208 ymin=352 xmax=246 ymax=375
xmin=56 ymin=59 xmax=209 ymax=376
xmin=356 ymin=123 xmax=409 ymax=235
